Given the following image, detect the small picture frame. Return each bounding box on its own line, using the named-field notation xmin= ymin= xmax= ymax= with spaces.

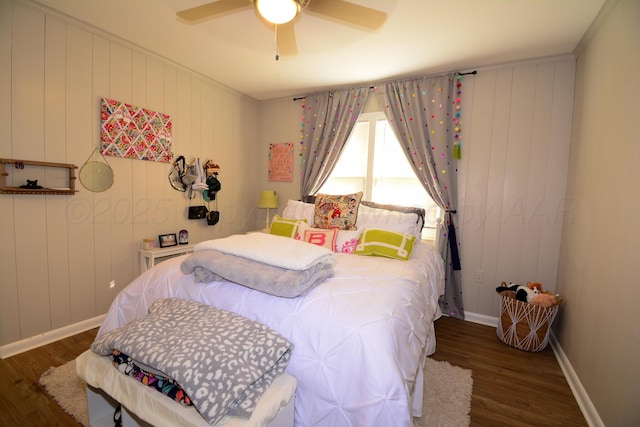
xmin=158 ymin=233 xmax=177 ymax=248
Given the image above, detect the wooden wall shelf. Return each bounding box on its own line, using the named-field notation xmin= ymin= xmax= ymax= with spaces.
xmin=0 ymin=158 xmax=78 ymax=195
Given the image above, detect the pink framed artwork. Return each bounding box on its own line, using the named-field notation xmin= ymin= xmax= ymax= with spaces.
xmin=100 ymin=98 xmax=173 ymax=163
xmin=268 ymin=142 xmax=294 ymax=182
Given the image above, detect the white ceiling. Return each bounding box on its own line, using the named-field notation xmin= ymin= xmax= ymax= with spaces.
xmin=32 ymin=0 xmax=605 ymax=101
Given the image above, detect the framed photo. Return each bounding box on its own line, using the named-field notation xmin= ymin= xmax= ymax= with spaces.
xmin=158 ymin=233 xmax=177 ymax=248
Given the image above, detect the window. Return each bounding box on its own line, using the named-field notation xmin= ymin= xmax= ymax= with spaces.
xmin=318 ymin=113 xmax=441 ymax=240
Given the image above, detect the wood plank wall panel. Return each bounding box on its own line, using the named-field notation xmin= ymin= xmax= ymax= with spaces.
xmin=45 ymin=15 xmax=72 ymax=330
xmin=107 ymin=43 xmax=135 ymax=306
xmin=65 ymin=25 xmax=96 ymax=324
xmin=1 ymin=1 xmax=259 ymax=347
xmin=539 ymin=61 xmax=574 ymax=287
xmin=459 ymin=58 xmax=574 ymax=317
xmin=91 ymin=35 xmax=112 ymax=315
xmin=520 ymin=63 xmax=554 ymax=282
xmin=129 ymin=51 xmax=149 ymax=278
xmin=11 ymin=4 xmax=51 ymax=339
xmin=218 ymin=92 xmax=236 ymax=238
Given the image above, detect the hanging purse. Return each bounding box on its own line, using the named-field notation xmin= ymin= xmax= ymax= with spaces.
xmin=207 ymin=210 xmax=220 ymax=226
xmin=188 ymin=192 xmax=208 ymax=219
xmin=207 ymin=197 xmax=220 ymax=226
xmin=188 ymin=205 xmax=208 ymax=219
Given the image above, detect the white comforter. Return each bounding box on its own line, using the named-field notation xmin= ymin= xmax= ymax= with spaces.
xmin=98 ymin=241 xmax=445 ymax=427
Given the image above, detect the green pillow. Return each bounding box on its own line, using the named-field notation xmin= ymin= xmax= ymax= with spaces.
xmin=354 ymin=229 xmax=416 ymax=261
xmin=269 ymin=215 xmax=305 ymax=238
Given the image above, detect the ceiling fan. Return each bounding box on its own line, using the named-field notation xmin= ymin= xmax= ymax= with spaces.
xmin=176 ymin=0 xmax=387 ymax=59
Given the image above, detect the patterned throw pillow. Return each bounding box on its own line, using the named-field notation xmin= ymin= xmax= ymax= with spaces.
xmin=295 ymin=222 xmax=337 ymax=250
xmin=313 ymin=192 xmax=363 ymax=230
xmin=269 ymin=215 xmax=305 ymax=238
xmin=302 ymin=228 xmax=337 ymax=251
xmin=354 ymin=228 xmax=416 ymax=261
xmin=335 ymin=230 xmax=363 ymax=254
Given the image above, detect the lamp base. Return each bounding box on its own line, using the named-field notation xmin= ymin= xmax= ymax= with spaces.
xmin=264 ymin=207 xmax=271 ymax=232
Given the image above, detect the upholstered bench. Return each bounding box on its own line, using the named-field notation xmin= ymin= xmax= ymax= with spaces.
xmin=76 ymin=350 xmax=297 ymax=427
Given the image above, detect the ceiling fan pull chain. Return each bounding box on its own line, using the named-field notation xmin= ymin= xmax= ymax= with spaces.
xmin=274 ymin=24 xmax=280 ymax=61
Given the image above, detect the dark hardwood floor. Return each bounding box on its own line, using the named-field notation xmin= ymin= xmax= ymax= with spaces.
xmin=0 ymin=316 xmax=587 ymax=426
xmin=0 ymin=329 xmax=97 ymax=427
xmin=431 ymin=316 xmax=587 ymax=427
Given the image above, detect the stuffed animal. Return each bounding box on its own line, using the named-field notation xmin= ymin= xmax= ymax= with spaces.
xmin=527 ymin=282 xmax=561 ymax=307
xmin=497 ymin=281 xmax=561 ymax=307
xmin=529 ymin=292 xmax=558 ymax=307
xmin=496 ymin=281 xmax=537 ymax=303
xmin=527 ymin=281 xmax=543 ymax=293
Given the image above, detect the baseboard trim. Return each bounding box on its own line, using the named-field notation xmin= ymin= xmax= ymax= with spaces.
xmin=548 ymin=332 xmax=605 ymax=427
xmin=463 ymin=311 xmax=602 ymax=427
xmin=0 ymin=314 xmax=105 ymax=359
xmin=462 ymin=311 xmax=497 ymax=327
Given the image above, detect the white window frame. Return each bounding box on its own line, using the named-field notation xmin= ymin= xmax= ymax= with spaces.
xmin=319 ymin=112 xmax=441 ymax=241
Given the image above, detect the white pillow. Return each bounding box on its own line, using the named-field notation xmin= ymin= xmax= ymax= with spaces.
xmin=335 ymin=230 xmax=363 ymax=254
xmin=355 ymin=204 xmax=422 ymax=241
xmin=282 ymin=200 xmax=315 ymax=224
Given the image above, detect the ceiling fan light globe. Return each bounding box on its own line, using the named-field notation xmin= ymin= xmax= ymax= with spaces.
xmin=255 ymin=0 xmax=300 ymax=24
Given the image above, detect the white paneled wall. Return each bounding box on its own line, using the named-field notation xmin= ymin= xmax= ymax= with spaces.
xmin=458 ymin=57 xmax=575 ymax=317
xmin=0 ymin=0 xmax=259 ymax=346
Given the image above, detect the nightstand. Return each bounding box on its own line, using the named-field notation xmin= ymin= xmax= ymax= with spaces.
xmin=139 ymin=245 xmax=194 ymax=272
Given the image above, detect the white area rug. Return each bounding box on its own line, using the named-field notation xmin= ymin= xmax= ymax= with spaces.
xmin=39 ymin=359 xmax=89 ymax=426
xmin=415 ymin=358 xmax=473 ymax=427
xmin=40 ymin=356 xmax=473 ymax=426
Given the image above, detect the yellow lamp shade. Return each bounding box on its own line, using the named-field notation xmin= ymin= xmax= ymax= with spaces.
xmin=258 ymin=190 xmax=279 ymax=232
xmin=258 ymin=190 xmax=279 ymax=209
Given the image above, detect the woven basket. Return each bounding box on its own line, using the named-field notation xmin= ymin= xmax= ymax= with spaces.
xmin=496 ymin=295 xmax=559 ymax=352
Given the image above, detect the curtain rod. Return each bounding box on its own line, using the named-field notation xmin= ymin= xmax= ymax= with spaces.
xmin=292 ymin=70 xmax=477 ymax=101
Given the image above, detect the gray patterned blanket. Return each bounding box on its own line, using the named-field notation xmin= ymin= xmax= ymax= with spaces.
xmin=91 ymin=298 xmax=293 ymax=425
xmin=180 ymin=248 xmax=335 ymax=297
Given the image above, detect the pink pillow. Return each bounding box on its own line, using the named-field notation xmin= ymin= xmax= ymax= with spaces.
xmin=302 ymin=228 xmax=337 ymax=251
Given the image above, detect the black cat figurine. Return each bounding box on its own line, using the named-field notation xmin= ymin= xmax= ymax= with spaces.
xmin=19 ymin=179 xmax=43 ymax=189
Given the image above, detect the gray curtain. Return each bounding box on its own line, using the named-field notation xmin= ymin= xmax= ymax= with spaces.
xmin=299 ymin=87 xmax=369 ymax=197
xmin=374 ymin=73 xmax=464 ymax=319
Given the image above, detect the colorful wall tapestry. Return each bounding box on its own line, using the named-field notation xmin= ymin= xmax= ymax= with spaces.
xmin=268 ymin=142 xmax=294 ymax=182
xmin=100 ymin=98 xmax=173 ymax=163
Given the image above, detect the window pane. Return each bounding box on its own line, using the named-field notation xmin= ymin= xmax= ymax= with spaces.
xmin=329 ymin=122 xmax=368 ymax=178
xmin=374 ymin=121 xmax=416 ymax=179
xmin=318 ymin=114 xmax=442 ymax=239
xmin=318 ymin=177 xmax=365 ymax=196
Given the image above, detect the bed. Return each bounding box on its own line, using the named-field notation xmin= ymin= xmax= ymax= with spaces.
xmin=97 ymin=197 xmax=445 ymax=427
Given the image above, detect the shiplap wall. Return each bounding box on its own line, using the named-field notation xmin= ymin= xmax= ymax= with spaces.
xmin=257 ymin=57 xmax=576 ymax=319
xmin=0 ymin=0 xmax=259 ymax=346
xmin=458 ymin=57 xmax=575 ymax=317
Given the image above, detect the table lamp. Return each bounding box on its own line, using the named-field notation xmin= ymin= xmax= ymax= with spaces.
xmin=258 ymin=190 xmax=279 ymax=232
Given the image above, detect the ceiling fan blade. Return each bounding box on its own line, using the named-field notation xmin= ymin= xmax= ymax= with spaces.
xmin=277 ymin=22 xmax=297 ymax=57
xmin=305 ymin=0 xmax=387 ymax=30
xmin=176 ymin=0 xmax=251 ymax=22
